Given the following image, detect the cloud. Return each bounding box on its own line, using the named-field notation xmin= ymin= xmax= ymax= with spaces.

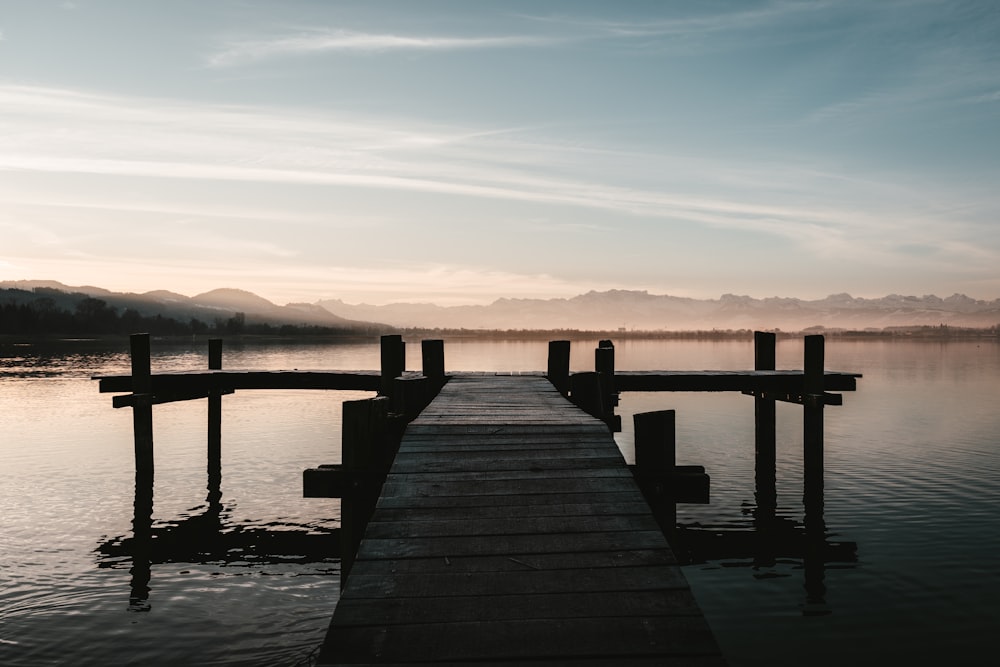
xmin=1 ymin=84 xmax=995 ymax=276
xmin=206 ymin=28 xmax=558 ymax=67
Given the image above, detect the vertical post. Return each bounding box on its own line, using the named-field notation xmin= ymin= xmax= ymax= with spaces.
xmin=340 ymin=396 xmax=391 ymax=588
xmin=569 ymin=371 xmax=604 ymax=420
xmin=753 ymin=332 xmax=777 ymax=514
xmin=128 ymin=332 xmax=154 ymax=611
xmin=803 ymin=335 xmax=825 ymax=502
xmin=595 ymin=340 xmax=616 ymax=413
xmin=753 ymin=331 xmax=778 ymax=568
xmin=380 ymin=334 xmax=404 ymax=398
xmin=207 ymin=338 xmax=223 ymax=509
xmin=547 ymin=340 xmax=571 ymax=397
xmin=130 ymin=333 xmax=154 ymax=477
xmin=802 ymin=334 xmax=828 ymax=615
xmin=421 ymin=339 xmax=445 ymax=385
xmin=633 ymin=410 xmax=677 ymax=532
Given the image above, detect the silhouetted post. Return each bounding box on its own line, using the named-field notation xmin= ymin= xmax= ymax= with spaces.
xmin=569 ymin=371 xmax=604 ymax=420
xmin=340 ymin=396 xmax=390 ymax=588
xmin=634 ymin=410 xmax=677 ymax=531
xmin=754 ymin=332 xmax=777 ymax=516
xmin=421 ymin=339 xmax=445 ymax=386
xmin=394 ymin=375 xmax=431 ymax=420
xmin=380 ymin=334 xmax=405 ymax=398
xmin=128 ymin=332 xmax=154 ymax=611
xmin=207 ymin=338 xmax=223 ymax=509
xmin=547 ymin=340 xmax=570 ymax=397
xmin=130 ymin=333 xmax=154 ymax=477
xmin=803 ymin=335 xmax=825 ymax=502
xmin=801 ymin=334 xmax=828 ymax=612
xmin=595 ymin=340 xmax=616 ymax=413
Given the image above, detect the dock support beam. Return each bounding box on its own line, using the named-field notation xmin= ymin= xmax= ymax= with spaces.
xmin=754 ymin=332 xmax=777 ymax=517
xmin=340 ymin=396 xmax=391 ymax=588
xmin=547 ymin=340 xmax=570 ymax=397
xmin=633 ymin=410 xmax=677 ymax=533
xmin=207 ymin=338 xmax=223 ymax=509
xmin=803 ymin=335 xmax=825 ymax=502
xmin=421 ymin=339 xmax=445 ymax=389
xmin=380 ymin=334 xmax=404 ymax=399
xmin=130 ymin=333 xmax=154 ymax=478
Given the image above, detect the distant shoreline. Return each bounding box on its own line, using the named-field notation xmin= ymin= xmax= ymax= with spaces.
xmin=2 ymin=325 xmax=997 ymax=347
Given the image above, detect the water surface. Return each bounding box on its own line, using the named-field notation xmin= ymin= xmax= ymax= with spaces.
xmin=1 ymin=337 xmax=998 ymax=665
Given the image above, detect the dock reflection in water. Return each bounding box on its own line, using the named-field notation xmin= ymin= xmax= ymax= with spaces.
xmin=96 ymin=464 xmax=338 ymax=612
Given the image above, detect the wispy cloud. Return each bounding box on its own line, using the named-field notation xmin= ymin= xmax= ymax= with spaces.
xmin=1 ymin=84 xmax=995 ymax=273
xmin=206 ymin=28 xmax=558 ymax=67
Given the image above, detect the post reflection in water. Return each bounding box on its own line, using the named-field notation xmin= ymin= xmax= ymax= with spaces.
xmin=129 ymin=467 xmax=153 ymax=612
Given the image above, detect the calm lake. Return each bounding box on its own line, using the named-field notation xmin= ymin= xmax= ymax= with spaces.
xmin=2 ymin=336 xmax=998 ymax=666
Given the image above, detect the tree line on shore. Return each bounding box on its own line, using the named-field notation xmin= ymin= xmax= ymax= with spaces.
xmin=0 ymin=294 xmax=363 ymax=337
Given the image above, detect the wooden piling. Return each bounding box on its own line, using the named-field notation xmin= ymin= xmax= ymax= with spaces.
xmin=130 ymin=333 xmax=154 ymax=477
xmin=633 ymin=410 xmax=677 ymax=533
xmin=207 ymin=338 xmax=222 ymax=508
xmin=546 ymin=340 xmax=570 ymax=397
xmin=569 ymin=371 xmax=604 ymax=421
xmin=380 ymin=335 xmax=405 ymax=398
xmin=340 ymin=396 xmax=390 ymax=587
xmin=595 ymin=340 xmax=617 ymax=412
xmin=753 ymin=332 xmax=777 ymax=516
xmin=420 ymin=339 xmax=445 ymax=385
xmin=803 ymin=335 xmax=825 ymax=506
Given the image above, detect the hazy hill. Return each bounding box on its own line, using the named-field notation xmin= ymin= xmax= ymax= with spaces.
xmin=317 ymin=290 xmax=1000 ymax=331
xmin=0 ymin=281 xmax=382 ymax=331
xmin=4 ymin=281 xmax=998 ymax=333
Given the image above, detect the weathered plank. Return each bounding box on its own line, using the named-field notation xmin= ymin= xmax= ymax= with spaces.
xmin=318 ymin=375 xmax=726 ymax=665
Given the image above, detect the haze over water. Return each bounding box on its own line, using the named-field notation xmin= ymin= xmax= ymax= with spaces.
xmin=1 ymin=336 xmax=998 ymax=666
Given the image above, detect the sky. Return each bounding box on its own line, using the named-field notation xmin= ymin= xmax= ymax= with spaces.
xmin=1 ymin=0 xmax=998 ymax=306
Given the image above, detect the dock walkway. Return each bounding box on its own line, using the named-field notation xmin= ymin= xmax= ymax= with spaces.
xmin=318 ymin=374 xmax=725 ymax=665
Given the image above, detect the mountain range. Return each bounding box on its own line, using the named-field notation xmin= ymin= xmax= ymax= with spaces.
xmin=318 ymin=290 xmax=1000 ymax=331
xmin=3 ymin=281 xmax=999 ymax=332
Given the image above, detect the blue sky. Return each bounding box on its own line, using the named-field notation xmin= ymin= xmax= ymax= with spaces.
xmin=1 ymin=0 xmax=998 ymax=305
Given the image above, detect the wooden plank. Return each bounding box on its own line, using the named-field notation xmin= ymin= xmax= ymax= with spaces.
xmin=319 ymin=374 xmax=724 ymax=665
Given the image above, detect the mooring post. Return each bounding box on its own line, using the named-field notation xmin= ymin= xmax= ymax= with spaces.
xmin=340 ymin=396 xmax=390 ymax=588
xmin=803 ymin=335 xmax=825 ymax=505
xmin=595 ymin=340 xmax=617 ymax=413
xmin=547 ymin=340 xmax=571 ymax=397
xmin=754 ymin=331 xmax=777 ymax=516
xmin=207 ymin=338 xmax=223 ymax=509
xmin=802 ymin=334 xmax=829 ymax=615
xmin=129 ymin=333 xmax=154 ymax=477
xmin=380 ymin=334 xmax=405 ymax=399
xmin=633 ymin=410 xmax=677 ymax=532
xmin=421 ymin=339 xmax=445 ymax=388
xmin=569 ymin=371 xmax=605 ymax=421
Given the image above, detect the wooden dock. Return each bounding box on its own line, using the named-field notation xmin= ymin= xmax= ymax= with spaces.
xmin=318 ymin=374 xmax=726 ymax=665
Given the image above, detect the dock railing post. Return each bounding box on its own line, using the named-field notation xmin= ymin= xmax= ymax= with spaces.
xmin=633 ymin=410 xmax=677 ymax=532
xmin=595 ymin=340 xmax=620 ymax=431
xmin=207 ymin=338 xmax=223 ymax=509
xmin=130 ymin=333 xmax=154 ymax=478
xmin=340 ymin=396 xmax=391 ymax=588
xmin=569 ymin=371 xmax=605 ymax=422
xmin=802 ymin=334 xmax=828 ymax=614
xmin=380 ymin=334 xmax=404 ymax=399
xmin=754 ymin=332 xmax=777 ymax=518
xmin=803 ymin=335 xmax=825 ymax=502
xmin=547 ymin=340 xmax=570 ymax=397
xmin=421 ymin=339 xmax=445 ymax=389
